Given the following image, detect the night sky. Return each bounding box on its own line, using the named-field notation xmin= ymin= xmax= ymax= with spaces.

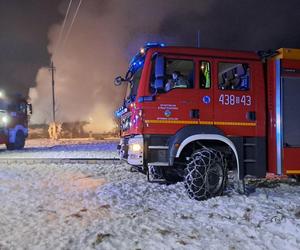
xmin=0 ymin=0 xmax=61 ymax=95
xmin=1 ymin=0 xmax=300 ymax=96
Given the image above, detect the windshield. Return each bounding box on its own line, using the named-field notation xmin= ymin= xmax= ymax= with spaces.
xmin=125 ymin=67 xmax=142 ymax=101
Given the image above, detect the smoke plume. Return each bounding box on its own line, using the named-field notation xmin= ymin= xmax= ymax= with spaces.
xmin=29 ymin=0 xmax=300 ymax=133
xmin=29 ymin=0 xmax=215 ymax=132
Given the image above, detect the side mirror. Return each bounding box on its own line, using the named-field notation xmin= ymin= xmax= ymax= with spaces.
xmin=114 ymin=76 xmax=123 ymax=86
xmin=154 ymin=55 xmax=165 ymax=90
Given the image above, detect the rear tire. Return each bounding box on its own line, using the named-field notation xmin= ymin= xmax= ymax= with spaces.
xmin=6 ymin=130 xmax=25 ymax=150
xmin=184 ymin=147 xmax=227 ymax=201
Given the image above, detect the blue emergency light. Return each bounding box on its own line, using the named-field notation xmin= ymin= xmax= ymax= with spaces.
xmin=128 ymin=42 xmax=166 ymax=74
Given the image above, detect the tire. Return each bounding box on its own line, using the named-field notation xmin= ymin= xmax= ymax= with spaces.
xmin=184 ymin=147 xmax=227 ymax=201
xmin=6 ymin=130 xmax=25 ymax=150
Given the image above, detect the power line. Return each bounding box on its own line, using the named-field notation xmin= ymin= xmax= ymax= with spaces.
xmin=49 ymin=0 xmax=74 ymax=125
xmin=62 ymin=0 xmax=83 ymax=48
xmin=48 ymin=0 xmax=83 ymax=124
xmin=53 ymin=0 xmax=74 ymax=57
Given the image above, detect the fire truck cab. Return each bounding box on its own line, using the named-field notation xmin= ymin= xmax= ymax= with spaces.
xmin=115 ymin=43 xmax=300 ymax=200
xmin=0 ymin=91 xmax=32 ymax=150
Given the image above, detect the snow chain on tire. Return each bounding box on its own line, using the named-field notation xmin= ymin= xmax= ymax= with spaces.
xmin=184 ymin=147 xmax=227 ymax=201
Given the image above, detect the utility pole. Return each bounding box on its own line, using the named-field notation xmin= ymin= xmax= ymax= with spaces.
xmin=49 ymin=61 xmax=56 ymax=123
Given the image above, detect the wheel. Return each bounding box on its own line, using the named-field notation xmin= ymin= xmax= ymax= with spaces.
xmin=6 ymin=130 xmax=25 ymax=150
xmin=15 ymin=130 xmax=25 ymax=149
xmin=184 ymin=147 xmax=227 ymax=201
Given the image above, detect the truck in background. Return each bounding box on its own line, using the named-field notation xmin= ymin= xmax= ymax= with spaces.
xmin=0 ymin=91 xmax=32 ymax=150
xmin=115 ymin=43 xmax=300 ymax=200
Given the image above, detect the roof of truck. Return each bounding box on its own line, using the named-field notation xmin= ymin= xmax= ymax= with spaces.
xmin=147 ymin=46 xmax=261 ymax=61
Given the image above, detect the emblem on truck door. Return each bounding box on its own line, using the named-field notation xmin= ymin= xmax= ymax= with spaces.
xmin=164 ymin=110 xmax=172 ymax=117
xmin=203 ymin=95 xmax=211 ymax=104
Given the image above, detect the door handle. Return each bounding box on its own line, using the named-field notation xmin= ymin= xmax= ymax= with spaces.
xmin=246 ymin=111 xmax=256 ymax=121
xmin=190 ymin=109 xmax=200 ymax=119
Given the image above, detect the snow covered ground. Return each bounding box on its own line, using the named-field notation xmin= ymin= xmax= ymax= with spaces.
xmin=0 ymin=138 xmax=119 ymax=158
xmin=0 ymin=139 xmax=299 ymax=249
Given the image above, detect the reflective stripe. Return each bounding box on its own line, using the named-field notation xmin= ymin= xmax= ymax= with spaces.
xmin=214 ymin=121 xmax=256 ymax=127
xmin=286 ymin=170 xmax=300 ymax=175
xmin=145 ymin=120 xmax=256 ymax=127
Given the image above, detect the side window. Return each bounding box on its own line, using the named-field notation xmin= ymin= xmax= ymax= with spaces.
xmin=200 ymin=61 xmax=211 ymax=89
xmin=218 ymin=62 xmax=250 ymax=91
xmin=164 ymin=59 xmax=194 ymax=92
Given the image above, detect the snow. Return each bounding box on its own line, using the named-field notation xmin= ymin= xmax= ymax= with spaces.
xmin=0 ymin=139 xmax=299 ymax=249
xmin=95 ymin=170 xmax=300 ymax=250
xmin=0 ymin=138 xmax=119 ymax=159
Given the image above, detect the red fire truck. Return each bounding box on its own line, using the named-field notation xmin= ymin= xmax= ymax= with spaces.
xmin=115 ymin=43 xmax=300 ymax=200
xmin=0 ymin=91 xmax=32 ymax=150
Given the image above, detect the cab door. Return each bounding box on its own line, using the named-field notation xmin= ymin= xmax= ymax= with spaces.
xmin=213 ymin=60 xmax=260 ymax=137
xmin=143 ymin=56 xmax=213 ymax=134
xmin=213 ymin=59 xmax=267 ymax=178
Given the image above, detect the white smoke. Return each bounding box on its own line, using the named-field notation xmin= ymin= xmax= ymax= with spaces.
xmin=30 ymin=0 xmax=213 ymax=132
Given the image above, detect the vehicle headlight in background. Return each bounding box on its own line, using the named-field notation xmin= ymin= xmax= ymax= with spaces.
xmin=2 ymin=115 xmax=9 ymax=124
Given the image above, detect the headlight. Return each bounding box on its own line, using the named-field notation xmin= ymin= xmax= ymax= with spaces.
xmin=131 ymin=143 xmax=142 ymax=152
xmin=2 ymin=115 xmax=9 ymax=124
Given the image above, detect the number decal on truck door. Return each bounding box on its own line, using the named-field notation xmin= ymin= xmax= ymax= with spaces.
xmin=219 ymin=94 xmax=251 ymax=106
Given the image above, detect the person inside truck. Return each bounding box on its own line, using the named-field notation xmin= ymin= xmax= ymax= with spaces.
xmin=219 ymin=73 xmax=232 ymax=90
xmin=165 ymin=71 xmax=189 ymax=91
xmin=238 ymin=65 xmax=250 ymax=90
xmin=230 ymin=64 xmax=250 ymax=90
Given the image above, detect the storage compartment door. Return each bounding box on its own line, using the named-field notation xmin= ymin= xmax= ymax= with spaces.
xmin=282 ymin=77 xmax=300 ymax=175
